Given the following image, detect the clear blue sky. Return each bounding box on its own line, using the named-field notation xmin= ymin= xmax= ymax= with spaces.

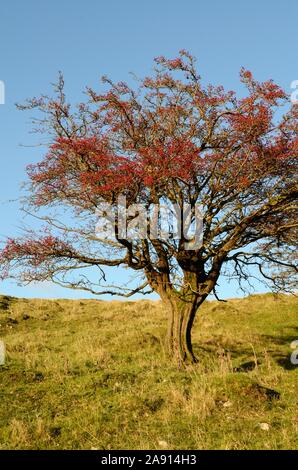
xmin=0 ymin=0 xmax=297 ymax=299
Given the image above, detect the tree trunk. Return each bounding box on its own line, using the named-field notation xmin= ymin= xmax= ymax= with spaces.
xmin=166 ymin=299 xmax=199 ymax=366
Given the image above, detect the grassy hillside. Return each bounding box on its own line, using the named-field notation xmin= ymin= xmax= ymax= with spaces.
xmin=0 ymin=293 xmax=297 ymax=450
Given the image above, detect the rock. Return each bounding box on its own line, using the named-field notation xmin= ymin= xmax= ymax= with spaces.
xmin=158 ymin=440 xmax=169 ymax=449
xmin=222 ymin=400 xmax=233 ymax=408
xmin=259 ymin=422 xmax=270 ymax=431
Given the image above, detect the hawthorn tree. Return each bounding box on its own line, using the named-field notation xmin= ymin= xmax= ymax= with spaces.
xmin=0 ymin=51 xmax=297 ymax=365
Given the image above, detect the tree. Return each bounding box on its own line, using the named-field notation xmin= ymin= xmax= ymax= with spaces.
xmin=0 ymin=51 xmax=297 ymax=366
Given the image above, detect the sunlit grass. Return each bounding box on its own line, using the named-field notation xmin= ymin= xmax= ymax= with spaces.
xmin=0 ymin=293 xmax=297 ymax=449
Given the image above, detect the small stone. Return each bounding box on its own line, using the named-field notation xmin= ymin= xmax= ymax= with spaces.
xmin=259 ymin=422 xmax=270 ymax=431
xmin=223 ymin=400 xmax=232 ymax=408
xmin=158 ymin=440 xmax=169 ymax=449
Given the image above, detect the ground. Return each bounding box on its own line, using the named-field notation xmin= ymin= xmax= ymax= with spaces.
xmin=0 ymin=293 xmax=297 ymax=450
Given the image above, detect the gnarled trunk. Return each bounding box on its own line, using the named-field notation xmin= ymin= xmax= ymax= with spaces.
xmin=166 ymin=298 xmax=201 ymax=366
xmin=146 ymin=269 xmax=210 ymax=366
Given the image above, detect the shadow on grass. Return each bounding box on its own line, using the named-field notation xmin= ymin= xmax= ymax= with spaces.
xmin=193 ymin=327 xmax=298 ymax=372
xmin=259 ymin=329 xmax=298 ymax=371
xmin=275 ymin=356 xmax=297 ymax=371
xmin=261 ymin=327 xmax=298 ymax=346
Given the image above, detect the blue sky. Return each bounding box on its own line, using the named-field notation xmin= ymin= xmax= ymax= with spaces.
xmin=0 ymin=0 xmax=297 ymax=299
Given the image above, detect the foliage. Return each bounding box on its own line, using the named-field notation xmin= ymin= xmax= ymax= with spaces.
xmin=0 ymin=51 xmax=297 ymax=362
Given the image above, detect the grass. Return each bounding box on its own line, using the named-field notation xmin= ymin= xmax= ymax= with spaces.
xmin=0 ymin=293 xmax=297 ymax=450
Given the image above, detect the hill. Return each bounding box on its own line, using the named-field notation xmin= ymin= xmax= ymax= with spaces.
xmin=0 ymin=293 xmax=297 ymax=450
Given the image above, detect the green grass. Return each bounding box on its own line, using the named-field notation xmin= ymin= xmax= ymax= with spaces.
xmin=0 ymin=293 xmax=297 ymax=450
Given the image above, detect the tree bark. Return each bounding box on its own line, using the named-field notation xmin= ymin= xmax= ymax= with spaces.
xmin=147 ymin=270 xmax=209 ymax=366
xmin=166 ymin=299 xmax=199 ymax=366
